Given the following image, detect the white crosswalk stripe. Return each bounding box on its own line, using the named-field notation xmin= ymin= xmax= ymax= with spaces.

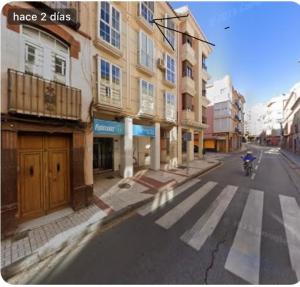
xmin=225 ymin=189 xmax=264 ymax=284
xmin=137 ymin=178 xmax=201 ymax=216
xmin=279 ymin=195 xmax=300 ymax=281
xmin=138 ymin=178 xmax=299 ymax=283
xmin=181 ymin=185 xmax=238 ymax=251
xmin=155 ymin=181 xmax=217 ymax=229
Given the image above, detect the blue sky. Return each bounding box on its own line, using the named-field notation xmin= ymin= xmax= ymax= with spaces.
xmin=170 ymin=1 xmax=300 ymax=107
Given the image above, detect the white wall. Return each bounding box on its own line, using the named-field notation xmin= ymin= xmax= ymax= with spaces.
xmin=245 ymin=103 xmax=267 ymax=136
xmin=206 ymin=75 xmax=233 ymax=105
xmin=264 ymin=95 xmax=287 ymax=136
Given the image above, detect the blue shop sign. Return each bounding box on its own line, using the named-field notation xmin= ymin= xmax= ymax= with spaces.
xmin=133 ymin=124 xmax=155 ymax=137
xmin=93 ymin=119 xmax=124 ymax=135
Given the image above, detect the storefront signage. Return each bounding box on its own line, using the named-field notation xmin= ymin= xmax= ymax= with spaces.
xmin=93 ymin=119 xmax=124 ymax=135
xmin=133 ymin=124 xmax=155 ymax=137
xmin=93 ymin=119 xmax=155 ymax=137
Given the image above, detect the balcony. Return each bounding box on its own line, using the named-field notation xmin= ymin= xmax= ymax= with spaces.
xmin=182 ymin=76 xmax=196 ymax=96
xmin=182 ymin=110 xmax=195 ymax=121
xmin=8 ymin=69 xmax=81 ymax=120
xmin=182 ymin=43 xmax=196 ymax=66
xmin=99 ymin=83 xmax=122 ymax=109
xmin=235 ymin=114 xmax=241 ymax=122
xmin=202 ymin=95 xmax=210 ymax=107
xmin=235 ymin=127 xmax=242 ymax=134
xmin=137 ymin=51 xmax=155 ymax=77
xmin=30 ymin=2 xmax=81 ymax=29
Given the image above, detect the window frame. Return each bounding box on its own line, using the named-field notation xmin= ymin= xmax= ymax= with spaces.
xmin=100 ymin=58 xmax=121 ymax=93
xmin=139 ymin=78 xmax=155 ymax=116
xmin=165 ymin=92 xmax=176 ymax=122
xmin=165 ymin=53 xmax=176 ymax=84
xmin=99 ymin=2 xmax=121 ymax=50
xmin=139 ymin=2 xmax=154 ymax=26
xmin=139 ymin=31 xmax=154 ymax=70
xmin=21 ymin=25 xmax=70 ymax=85
xmin=164 ymin=13 xmax=176 ymax=48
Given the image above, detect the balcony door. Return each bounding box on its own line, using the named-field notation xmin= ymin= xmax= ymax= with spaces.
xmin=21 ymin=25 xmax=70 ymax=85
xmin=18 ymin=134 xmax=70 ymax=221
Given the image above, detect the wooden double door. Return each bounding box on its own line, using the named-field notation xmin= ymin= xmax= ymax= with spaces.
xmin=18 ymin=134 xmax=70 ymax=221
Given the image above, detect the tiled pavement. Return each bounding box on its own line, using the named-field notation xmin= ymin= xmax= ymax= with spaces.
xmin=1 ymin=156 xmax=221 ymax=275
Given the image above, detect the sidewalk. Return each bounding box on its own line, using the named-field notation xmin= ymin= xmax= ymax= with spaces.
xmin=1 ymin=156 xmax=221 ymax=279
xmin=280 ymin=148 xmax=300 ymax=168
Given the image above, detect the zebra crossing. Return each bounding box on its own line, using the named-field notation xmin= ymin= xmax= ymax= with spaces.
xmin=137 ymin=179 xmax=300 ymax=284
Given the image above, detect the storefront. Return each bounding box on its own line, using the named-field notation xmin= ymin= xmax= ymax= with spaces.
xmin=93 ymin=118 xmax=158 ymax=176
xmin=93 ymin=119 xmax=123 ymax=173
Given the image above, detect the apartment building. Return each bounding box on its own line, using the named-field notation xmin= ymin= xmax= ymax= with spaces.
xmin=92 ymin=2 xmax=179 ymax=176
xmin=263 ymin=94 xmax=288 ymax=146
xmin=205 ymin=75 xmax=245 ymax=152
xmin=1 ymin=2 xmax=93 ymax=235
xmin=244 ymin=103 xmax=266 ymax=138
xmin=282 ymin=82 xmax=300 ymax=154
xmin=175 ymin=6 xmax=212 ymax=164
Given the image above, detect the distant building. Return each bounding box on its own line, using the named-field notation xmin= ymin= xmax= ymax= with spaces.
xmin=282 ymin=82 xmax=300 ymax=154
xmin=263 ymin=94 xmax=288 ymax=146
xmin=245 ymin=103 xmax=267 ymax=138
xmin=204 ymin=75 xmax=245 ymax=152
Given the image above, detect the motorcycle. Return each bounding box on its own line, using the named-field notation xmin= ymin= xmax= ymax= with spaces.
xmin=241 ymin=157 xmax=253 ymax=176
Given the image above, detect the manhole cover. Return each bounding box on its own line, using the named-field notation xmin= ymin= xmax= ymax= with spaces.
xmin=118 ymin=183 xmax=131 ymax=189
xmin=106 ymin=175 xmax=115 ymax=179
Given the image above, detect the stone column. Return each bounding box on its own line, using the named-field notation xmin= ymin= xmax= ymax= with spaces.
xmin=169 ymin=126 xmax=178 ymax=168
xmin=177 ymin=126 xmax=182 ymax=165
xmin=120 ymin=117 xmax=133 ymax=178
xmin=150 ymin=122 xmax=160 ymax=170
xmin=187 ymin=128 xmax=194 ymax=162
xmin=198 ymin=129 xmax=204 ymax=159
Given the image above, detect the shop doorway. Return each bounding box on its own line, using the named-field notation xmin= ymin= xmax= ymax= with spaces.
xmin=93 ymin=138 xmax=113 ymax=172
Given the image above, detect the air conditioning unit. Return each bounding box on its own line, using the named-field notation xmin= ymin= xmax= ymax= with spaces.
xmin=157 ymin=58 xmax=165 ymax=71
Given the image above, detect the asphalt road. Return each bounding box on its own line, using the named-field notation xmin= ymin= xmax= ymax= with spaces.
xmin=28 ymin=145 xmax=300 ymax=284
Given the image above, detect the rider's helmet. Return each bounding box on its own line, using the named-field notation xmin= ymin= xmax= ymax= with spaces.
xmin=246 ymin=151 xmax=252 ymax=155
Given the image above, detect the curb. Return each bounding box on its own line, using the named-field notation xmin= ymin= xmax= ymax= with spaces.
xmin=280 ymin=150 xmax=300 ymax=168
xmin=2 ymin=160 xmax=221 ymax=280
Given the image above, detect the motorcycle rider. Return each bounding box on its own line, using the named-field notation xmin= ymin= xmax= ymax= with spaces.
xmin=242 ymin=151 xmax=256 ymax=162
xmin=241 ymin=151 xmax=256 ymax=174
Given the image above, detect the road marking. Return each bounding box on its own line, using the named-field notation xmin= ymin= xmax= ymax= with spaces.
xmin=137 ymin=178 xmax=201 ymax=216
xmin=279 ymin=195 xmax=300 ymax=281
xmin=258 ymin=151 xmax=262 ymax=164
xmin=181 ymin=185 xmax=238 ymax=251
xmin=225 ymin=189 xmax=264 ymax=284
xmin=255 ymin=165 xmax=258 ymax=170
xmin=155 ymin=181 xmax=217 ymax=229
xmin=251 ymin=172 xmax=256 ymax=180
